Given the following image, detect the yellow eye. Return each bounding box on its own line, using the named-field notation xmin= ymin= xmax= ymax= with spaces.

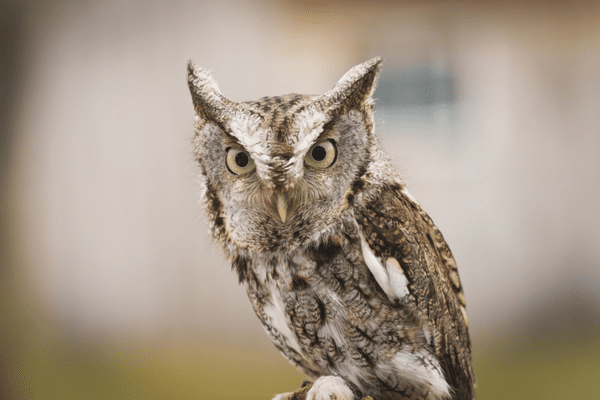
xmin=226 ymin=147 xmax=256 ymax=175
xmin=304 ymin=139 xmax=337 ymax=169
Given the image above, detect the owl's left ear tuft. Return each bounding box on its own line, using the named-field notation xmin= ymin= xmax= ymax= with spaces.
xmin=322 ymin=57 xmax=383 ymax=112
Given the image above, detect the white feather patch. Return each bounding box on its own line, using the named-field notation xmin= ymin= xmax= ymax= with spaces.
xmin=385 ymin=257 xmax=410 ymax=298
xmin=359 ymin=232 xmax=410 ymax=301
xmin=262 ymin=281 xmax=302 ymax=354
xmin=359 ymin=233 xmax=396 ymax=301
xmin=391 ymin=348 xmax=450 ymax=399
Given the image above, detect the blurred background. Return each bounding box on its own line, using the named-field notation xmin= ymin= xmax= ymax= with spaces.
xmin=1 ymin=0 xmax=599 ymax=399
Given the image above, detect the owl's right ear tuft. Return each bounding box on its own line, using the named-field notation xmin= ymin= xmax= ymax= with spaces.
xmin=187 ymin=60 xmax=236 ymax=125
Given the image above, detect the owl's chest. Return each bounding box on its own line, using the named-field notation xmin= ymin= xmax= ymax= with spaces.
xmin=240 ymin=240 xmax=430 ymax=388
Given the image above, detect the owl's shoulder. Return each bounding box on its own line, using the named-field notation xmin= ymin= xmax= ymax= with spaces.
xmin=355 ymin=176 xmax=476 ymax=396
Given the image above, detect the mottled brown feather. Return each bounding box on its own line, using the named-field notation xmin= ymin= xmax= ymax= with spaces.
xmin=358 ymin=183 xmax=476 ymax=399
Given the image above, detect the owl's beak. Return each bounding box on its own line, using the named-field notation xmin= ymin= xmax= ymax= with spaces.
xmin=276 ymin=193 xmax=288 ymax=223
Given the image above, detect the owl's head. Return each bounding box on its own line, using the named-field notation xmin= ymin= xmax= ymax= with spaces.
xmin=188 ymin=58 xmax=383 ymax=256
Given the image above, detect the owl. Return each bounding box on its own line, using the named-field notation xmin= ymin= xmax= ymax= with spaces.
xmin=187 ymin=58 xmax=475 ymax=400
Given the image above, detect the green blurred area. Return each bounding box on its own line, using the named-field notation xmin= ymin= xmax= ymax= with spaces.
xmin=1 ymin=282 xmax=305 ymax=400
xmin=2 ymin=276 xmax=600 ymax=400
xmin=474 ymin=332 xmax=600 ymax=400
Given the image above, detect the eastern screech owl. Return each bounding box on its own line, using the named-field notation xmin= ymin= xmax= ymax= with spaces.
xmin=187 ymin=58 xmax=475 ymax=400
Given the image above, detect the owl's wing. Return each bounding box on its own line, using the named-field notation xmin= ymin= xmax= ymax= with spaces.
xmin=357 ymin=181 xmax=476 ymax=399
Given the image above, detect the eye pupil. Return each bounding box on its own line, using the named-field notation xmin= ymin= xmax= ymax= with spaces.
xmin=235 ymin=152 xmax=249 ymax=167
xmin=312 ymin=146 xmax=326 ymax=161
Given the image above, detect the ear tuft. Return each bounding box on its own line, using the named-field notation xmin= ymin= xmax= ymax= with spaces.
xmin=187 ymin=60 xmax=236 ymax=124
xmin=321 ymin=57 xmax=383 ymax=112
